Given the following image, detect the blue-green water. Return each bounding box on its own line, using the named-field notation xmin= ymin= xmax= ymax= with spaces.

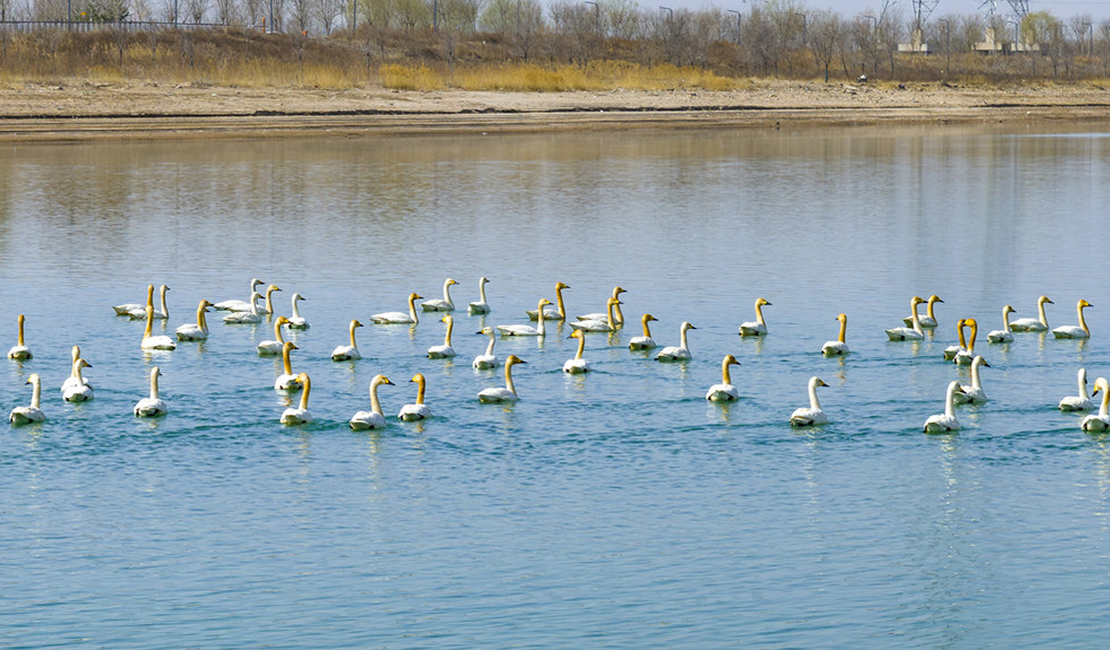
xmin=2 ymin=124 xmax=1110 ymax=647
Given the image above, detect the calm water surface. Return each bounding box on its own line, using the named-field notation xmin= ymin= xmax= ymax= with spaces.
xmin=2 ymin=124 xmax=1110 ymax=648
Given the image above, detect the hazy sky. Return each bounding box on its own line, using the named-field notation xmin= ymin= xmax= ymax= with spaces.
xmin=655 ymin=0 xmax=1110 ymax=23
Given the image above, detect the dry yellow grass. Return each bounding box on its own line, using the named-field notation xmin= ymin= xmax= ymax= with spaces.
xmin=382 ymin=61 xmax=738 ymax=92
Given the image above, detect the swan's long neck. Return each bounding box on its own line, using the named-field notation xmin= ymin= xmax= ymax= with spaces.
xmin=555 ymin=287 xmax=566 ymax=319
xmin=274 ymin=320 xmax=286 ymax=343
xmin=967 ymin=322 xmax=977 ymax=352
xmin=755 ymin=301 xmax=767 ymax=327
xmin=415 ymin=377 xmax=426 ymax=405
xmin=945 ymin=382 xmax=958 ymax=418
xmin=910 ymin=300 xmax=923 ymax=334
xmin=444 ymin=319 xmax=453 ymax=347
xmin=1002 ymin=307 xmax=1012 ymax=333
xmin=248 ymin=294 xmax=259 ymax=316
xmin=17 ymin=314 xmax=25 ymax=347
xmin=282 ymin=346 xmax=294 ymax=375
xmin=197 ymin=304 xmax=209 ymax=332
xmin=349 ymin=322 xmax=359 ymax=348
xmin=30 ymin=376 xmax=41 ymax=409
xmin=408 ymin=295 xmax=419 ymax=324
xmin=957 ymin=322 xmax=967 ymax=349
xmin=1099 ymin=382 xmax=1110 ymax=419
xmin=484 ymin=332 xmax=496 ymax=357
xmin=264 ymin=287 xmax=276 ymax=313
xmin=1038 ymin=299 xmax=1050 ymax=327
xmin=72 ymin=359 xmax=85 ymax=383
xmin=291 ymin=296 xmax=302 ymax=319
xmin=642 ymin=316 xmax=654 ymax=339
xmin=505 ymin=362 xmax=518 ymax=395
xmin=149 ymin=369 xmax=160 ymax=400
xmin=926 ymin=298 xmax=937 ymax=320
xmin=159 ymin=286 xmax=169 ymax=317
xmin=1079 ymin=369 xmax=1089 ymax=400
xmin=837 ymin=317 xmax=847 ymax=344
xmin=478 ymin=279 xmax=488 ymax=304
xmin=808 ymin=378 xmax=822 ymax=410
xmin=370 ymin=379 xmax=384 ymax=415
xmin=574 ymin=334 xmax=586 ymax=360
xmin=299 ymin=375 xmax=311 ymax=410
xmin=613 ymin=296 xmax=624 ymax=325
xmin=1078 ymin=303 xmax=1090 ymax=335
xmin=143 ymin=307 xmax=155 ymax=339
xmin=606 ymin=300 xmax=617 ymax=329
xmin=971 ymin=360 xmax=982 ymax=390
xmin=679 ymin=324 xmax=691 ymax=350
xmin=442 ymin=280 xmax=454 ymax=308
xmin=722 ymin=359 xmax=734 ymax=385
xmin=536 ymin=301 xmax=547 ymax=336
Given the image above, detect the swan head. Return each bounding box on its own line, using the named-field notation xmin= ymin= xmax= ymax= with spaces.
xmin=756 ymin=297 xmax=771 ymax=307
xmin=836 ymin=313 xmax=847 ymax=324
xmin=295 ymin=372 xmax=310 ymax=387
xmin=1040 ymin=295 xmax=1054 ymax=305
xmin=352 ymin=319 xmax=364 ymax=329
xmin=1003 ymin=304 xmax=1015 ymax=316
xmin=1093 ymin=377 xmax=1109 ymax=397
xmin=568 ymin=329 xmax=584 ymax=340
xmin=538 ymin=298 xmax=552 ymax=309
xmin=723 ymin=354 xmax=740 ymax=367
xmin=607 ymin=297 xmax=622 ymax=306
xmin=151 ymin=366 xmax=162 ymax=378
xmin=911 ymin=296 xmax=925 ymax=307
xmin=965 ymin=318 xmax=978 ymax=333
xmin=506 ymin=354 xmax=527 ymax=367
xmin=372 ymin=374 xmax=394 ymax=388
xmin=972 ymin=355 xmax=990 ymax=369
xmin=199 ymin=300 xmax=213 ymax=310
xmin=681 ymin=321 xmax=696 ymax=331
xmin=250 ymin=291 xmax=263 ymax=301
xmin=928 ymin=295 xmax=943 ymax=305
xmin=811 ymin=377 xmax=829 ymax=388
xmin=446 ymin=278 xmax=458 ymax=286
xmin=477 ymin=326 xmax=495 ymax=336
xmin=77 ymin=358 xmax=92 ymax=370
xmin=267 ymin=284 xmax=282 ymax=294
xmin=292 ymin=293 xmax=306 ymax=302
xmin=408 ymin=292 xmax=423 ymax=302
xmin=555 ymin=282 xmax=569 ymax=290
xmin=276 ymin=316 xmax=291 ymax=326
xmin=441 ymin=315 xmax=453 ymax=324
xmin=26 ymin=373 xmax=39 ymax=386
xmin=480 ymin=277 xmax=490 ymax=285
xmin=251 ymin=278 xmax=263 ymax=290
xmin=1079 ymin=299 xmax=1092 ymax=310
xmin=282 ymin=341 xmax=298 ymax=353
xmin=643 ymin=314 xmax=658 ymax=323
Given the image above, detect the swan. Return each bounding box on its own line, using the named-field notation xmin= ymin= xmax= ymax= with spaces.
xmin=274 ymin=341 xmax=301 ymax=390
xmin=655 ymin=321 xmax=696 ymax=361
xmin=141 ymin=304 xmax=177 ymax=350
xmin=570 ymin=297 xmax=621 ymax=332
xmin=214 ymin=278 xmax=264 ymax=311
xmin=350 ymin=375 xmax=394 ymax=430
xmin=953 ymin=318 xmax=979 ymax=365
xmin=628 ymin=314 xmax=658 ymax=350
xmin=497 ymin=299 xmax=550 ymax=336
xmin=175 ymin=300 xmax=214 ymax=341
xmin=398 ymin=373 xmax=431 ymax=420
xmin=468 ymin=276 xmax=492 ymax=315
xmin=60 ymin=346 xmax=89 ymax=392
xmin=330 ymin=319 xmax=364 ymax=361
xmin=280 ymin=373 xmax=314 ymax=425
xmin=10 ymin=373 xmax=45 ymax=425
xmin=222 ymin=292 xmax=263 ymax=324
xmin=427 ymin=315 xmax=457 ymax=358
xmin=1009 ymin=295 xmax=1054 ymax=332
xmin=133 ymin=366 xmax=168 ymax=417
xmin=286 ymin=293 xmax=310 ymax=330
xmin=479 ymin=355 xmax=527 ymax=402
xmin=257 ymin=317 xmax=292 ymax=356
xmin=119 ymin=283 xmax=155 ymax=320
xmin=1059 ymin=368 xmax=1093 ymax=412
xmin=62 ymin=357 xmax=94 ymax=402
xmin=578 ymin=286 xmax=626 ymax=325
xmin=943 ymin=319 xmax=968 ymax=361
xmin=706 ymin=354 xmax=741 ymax=402
xmin=987 ymin=305 xmax=1017 ymax=343
xmin=886 ymin=296 xmax=926 ymax=341
xmin=1081 ymin=378 xmax=1110 ymax=432
xmin=821 ymin=313 xmax=850 ymax=356
xmin=7 ymin=314 xmax=32 ymax=359
xmin=421 ymin=278 xmax=458 ymax=312
xmin=739 ymin=298 xmax=772 ymax=337
xmin=371 ymin=292 xmax=422 ymax=325
xmin=473 ymin=327 xmax=500 ymax=369
xmin=790 ymin=376 xmax=830 ymax=426
xmin=563 ymin=329 xmax=591 ymax=373
xmin=954 ymin=355 xmax=990 ymax=404
xmin=1052 ymin=299 xmax=1092 ymax=339
xmin=529 ymin=282 xmax=570 ymax=321
xmin=924 ymin=381 xmax=963 ymax=433
xmin=904 ymin=294 xmax=943 ymax=328
xmin=125 ymin=284 xmax=170 ymax=320
xmin=260 ymin=284 xmax=282 ymax=315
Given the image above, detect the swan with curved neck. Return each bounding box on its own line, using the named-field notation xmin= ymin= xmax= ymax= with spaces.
xmin=790 ymin=376 xmax=830 ymax=426
xmin=258 ymin=317 xmax=292 ymax=356
xmin=214 ymin=278 xmax=264 ymax=312
xmin=706 ymin=354 xmax=741 ymax=402
xmin=529 ymin=282 xmax=570 ymax=321
xmin=886 ymin=296 xmax=926 ymax=341
xmin=987 ymin=305 xmax=1017 ymax=343
xmin=1060 ymin=368 xmax=1093 ymax=412
xmin=468 ymin=276 xmax=492 ymax=315
xmin=63 ymin=357 xmax=94 ymax=402
xmin=479 ymin=355 xmax=527 ymax=402
xmin=428 ymin=315 xmax=457 ymax=358
xmin=1081 ymin=378 xmax=1110 ymax=432
xmin=421 ymin=278 xmax=458 ymax=312
xmin=260 ymin=284 xmax=282 ymax=314
xmin=122 ymin=284 xmax=154 ymax=320
xmin=61 ymin=345 xmax=89 ymax=393
xmin=222 ymin=291 xmax=263 ymax=324
xmin=1052 ymin=299 xmax=1092 ymax=339
xmin=924 ymin=381 xmax=963 ymax=433
xmin=563 ymin=329 xmax=591 ymax=373
xmin=288 ymin=293 xmax=310 ymax=329
xmin=497 ymin=299 xmax=550 ymax=336
xmin=10 ymin=373 xmax=45 ymax=424
xmin=176 ymin=300 xmax=213 ymax=341
xmin=274 ymin=341 xmax=301 ymax=390
xmin=943 ymin=319 xmax=968 ymax=361
xmin=578 ymin=286 xmax=626 ymax=324
xmin=350 ymin=375 xmax=394 ymax=430
xmin=655 ymin=321 xmax=696 ymax=361
xmin=1010 ymin=295 xmax=1054 ymax=332
xmin=473 ymin=326 xmax=500 ymax=369
xmin=372 ymin=292 xmax=422 ymax=325
xmin=7 ymin=314 xmax=32 ymax=359
xmin=331 ymin=319 xmax=364 ymax=361
xmin=955 ymin=355 xmax=990 ymax=404
xmin=141 ymin=303 xmax=177 ymax=350
xmin=629 ymin=314 xmax=658 ymax=351
xmin=953 ymin=318 xmax=979 ymax=365
xmin=280 ymin=373 xmax=314 ymax=425
xmin=126 ymin=284 xmax=170 ymax=320
xmin=571 ymin=297 xmax=621 ymax=332
xmin=134 ymin=366 xmax=168 ymax=417
xmin=904 ymin=294 xmax=943 ymax=328
xmin=398 ymin=373 xmax=431 ymax=420
xmin=821 ymin=313 xmax=850 ymax=356
xmin=739 ymin=298 xmax=772 ymax=337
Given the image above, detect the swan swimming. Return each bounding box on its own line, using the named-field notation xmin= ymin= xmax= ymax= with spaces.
xmin=479 ymin=355 xmax=526 ymax=402
xmin=943 ymin=319 xmax=968 ymax=361
xmin=987 ymin=305 xmax=1016 ymax=343
xmin=1059 ymin=368 xmax=1093 ymax=412
xmin=706 ymin=354 xmax=741 ymax=402
xmin=790 ymin=376 xmax=830 ymax=426
xmin=821 ymin=313 xmax=850 ymax=356
xmin=141 ymin=304 xmax=177 ymax=351
xmin=257 ymin=316 xmax=292 ymax=356
xmin=529 ymin=282 xmax=569 ymax=321
xmin=904 ymin=294 xmax=943 ymax=329
xmin=563 ymin=329 xmax=591 ymax=373
xmin=739 ymin=298 xmax=772 ymax=337
xmin=280 ymin=373 xmax=314 ymax=425
xmin=628 ymin=314 xmax=658 ymax=351
xmin=330 ymin=319 xmax=364 ymax=361
xmin=953 ymin=318 xmax=979 ymax=365
xmin=117 ymin=284 xmax=154 ymax=319
xmin=371 ymin=292 xmax=422 ymax=325
xmin=497 ymin=299 xmax=550 ymax=336
xmin=924 ymin=381 xmax=964 ymax=433
xmin=175 ymin=300 xmax=214 ymax=341
xmin=260 ymin=284 xmax=282 ymax=315
xmin=1052 ymin=299 xmax=1091 ymax=339
xmin=62 ymin=357 xmax=94 ymax=402
xmin=7 ymin=314 xmax=32 ymax=360
xmin=214 ymin=278 xmax=264 ymax=312
xmin=954 ymin=355 xmax=990 ymax=404
xmin=398 ymin=373 xmax=431 ymax=420
xmin=421 ymin=278 xmax=458 ymax=312
xmin=1009 ymin=295 xmax=1053 ymax=332
xmin=9 ymin=373 xmax=45 ymax=425
xmin=133 ymin=366 xmax=168 ymax=417
xmin=288 ymin=293 xmax=310 ymax=330
xmin=570 ymin=297 xmax=621 ymax=332
xmin=222 ymin=291 xmax=263 ymax=324
xmin=578 ymin=286 xmax=626 ymax=325
xmin=886 ymin=296 xmax=926 ymax=341
xmin=655 ymin=321 xmax=696 ymax=361
xmin=468 ymin=276 xmax=492 ymax=315
xmin=274 ymin=341 xmax=301 ymax=390
xmin=125 ymin=284 xmax=170 ymax=320
xmin=350 ymin=374 xmax=394 ymax=430
xmin=1081 ymin=378 xmax=1110 ymax=432
xmin=428 ymin=315 xmax=457 ymax=358
xmin=473 ymin=327 xmax=500 ymax=369
xmin=60 ymin=345 xmax=89 ymax=393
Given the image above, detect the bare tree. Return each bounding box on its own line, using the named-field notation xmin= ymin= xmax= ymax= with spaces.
xmin=243 ymin=0 xmax=263 ymax=25
xmin=214 ymin=0 xmax=237 ymax=24
xmin=809 ymin=10 xmax=843 ymax=82
xmin=290 ymin=0 xmax=311 ymax=32
xmin=184 ymin=0 xmax=209 ymax=23
xmin=316 ymin=0 xmax=344 ymax=33
xmin=601 ymin=0 xmax=637 ymax=40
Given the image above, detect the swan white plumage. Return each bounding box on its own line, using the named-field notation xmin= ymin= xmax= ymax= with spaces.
xmin=60 ymin=346 xmax=89 ymax=393
xmin=214 ymin=278 xmax=264 ymax=312
xmin=924 ymin=381 xmax=963 ymax=433
xmin=570 ymin=297 xmax=621 ymax=332
xmin=1009 ymin=295 xmax=1054 ymax=332
xmin=529 ymin=282 xmax=570 ymax=321
xmin=790 ymin=376 xmax=830 ymax=426
xmin=706 ymin=354 xmax=741 ymax=402
xmin=1052 ymin=299 xmax=1092 ymax=339
xmin=10 ymin=373 xmax=45 ymax=425
xmin=117 ymin=284 xmax=154 ymax=319
xmin=655 ymin=321 xmax=696 ymax=361
xmin=331 ymin=319 xmax=364 ymax=361
xmin=954 ymin=355 xmax=990 ymax=404
xmin=398 ymin=373 xmax=431 ymax=420
xmin=62 ymin=357 xmax=94 ymax=402
xmin=628 ymin=314 xmax=658 ymax=350
xmin=260 ymin=284 xmax=282 ymax=315
xmin=350 ymin=374 xmax=394 ymax=430
xmin=280 ymin=373 xmax=314 ymax=425
xmin=739 ymin=298 xmax=772 ymax=337
xmin=498 ymin=299 xmax=550 ymax=337
xmin=479 ymin=355 xmax=526 ymax=402
xmin=468 ymin=276 xmax=492 ymax=315
xmin=287 ymin=293 xmax=310 ymax=330
xmin=1081 ymin=378 xmax=1110 ymax=432
xmin=7 ymin=314 xmax=32 ymax=360
xmin=903 ymin=294 xmax=943 ymax=329
xmin=578 ymin=286 xmax=626 ymax=325
xmin=821 ymin=313 xmax=850 ymax=356
xmin=274 ymin=341 xmax=301 ymax=390
xmin=125 ymin=284 xmax=170 ymax=320
xmin=563 ymin=329 xmax=591 ymax=373
xmin=886 ymin=296 xmax=926 ymax=341
xmin=372 ymin=292 xmax=422 ymax=325
xmin=987 ymin=305 xmax=1016 ymax=343
xmin=222 ymin=292 xmax=263 ymax=324
xmin=421 ymin=278 xmax=458 ymax=312
xmin=257 ymin=317 xmax=292 ymax=356
xmin=175 ymin=300 xmax=213 ymax=341
xmin=428 ymin=315 xmax=457 ymax=358
xmin=1060 ymin=368 xmax=1093 ymax=412
xmin=953 ymin=318 xmax=979 ymax=365
xmin=133 ymin=366 xmax=168 ymax=417
xmin=943 ymin=319 xmax=968 ymax=361
xmin=141 ymin=303 xmax=177 ymax=351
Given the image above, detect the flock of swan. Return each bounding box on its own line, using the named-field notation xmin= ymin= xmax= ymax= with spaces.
xmin=4 ymin=278 xmax=1103 ymax=434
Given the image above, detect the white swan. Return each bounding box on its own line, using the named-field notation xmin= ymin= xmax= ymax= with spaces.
xmin=1010 ymin=295 xmax=1054 ymax=332
xmin=628 ymin=314 xmax=658 ymax=351
xmin=821 ymin=313 xmax=850 ymax=356
xmin=529 ymin=282 xmax=570 ymax=321
xmin=497 ymin=299 xmax=550 ymax=336
xmin=280 ymin=373 xmax=314 ymax=425
xmin=260 ymin=284 xmax=282 ymax=315
xmin=286 ymin=293 xmax=310 ymax=330
xmin=274 ymin=341 xmax=301 ymax=390
xmin=350 ymin=374 xmax=394 ymax=430
xmin=739 ymin=297 xmax=772 ymax=337
xmin=126 ymin=284 xmax=170 ymax=320
xmin=904 ymin=294 xmax=943 ymax=328
xmin=468 ymin=276 xmax=492 ymax=315
xmin=331 ymin=319 xmax=364 ymax=361
xmin=62 ymin=357 xmax=94 ymax=402
xmin=1052 ymin=299 xmax=1092 ymax=339
xmin=398 ymin=373 xmax=431 ymax=420
xmin=479 ymin=354 xmax=526 ymax=402
xmin=117 ymin=283 xmax=154 ymax=319
xmin=60 ymin=346 xmax=89 ymax=393
xmin=943 ymin=319 xmax=968 ymax=361
xmin=655 ymin=321 xmax=696 ymax=361
xmin=141 ymin=304 xmax=176 ymax=350
xmin=954 ymin=355 xmax=990 ymax=404
xmin=1060 ymin=368 xmax=1093 ymax=412
xmin=257 ymin=317 xmax=292 ymax=356
xmin=987 ymin=305 xmax=1016 ymax=343
xmin=133 ymin=366 xmax=168 ymax=417
xmin=1081 ymin=378 xmax=1110 ymax=432
xmin=428 ymin=315 xmax=457 ymax=358
xmin=214 ymin=278 xmax=264 ymax=311
xmin=924 ymin=381 xmax=963 ymax=433
xmin=578 ymin=286 xmax=626 ymax=325
xmin=563 ymin=329 xmax=591 ymax=373
xmin=372 ymin=292 xmax=422 ymax=325
xmin=953 ymin=318 xmax=979 ymax=365
xmin=175 ymin=300 xmax=214 ymax=341
xmin=7 ymin=314 xmax=32 ymax=360
xmin=473 ymin=327 xmax=500 ymax=369
xmin=570 ymin=297 xmax=621 ymax=332
xmin=790 ymin=376 xmax=830 ymax=426
xmin=421 ymin=278 xmax=458 ymax=312
xmin=222 ymin=292 xmax=263 ymax=324
xmin=706 ymin=354 xmax=741 ymax=402
xmin=10 ymin=373 xmax=45 ymax=425
xmin=886 ymin=296 xmax=926 ymax=341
